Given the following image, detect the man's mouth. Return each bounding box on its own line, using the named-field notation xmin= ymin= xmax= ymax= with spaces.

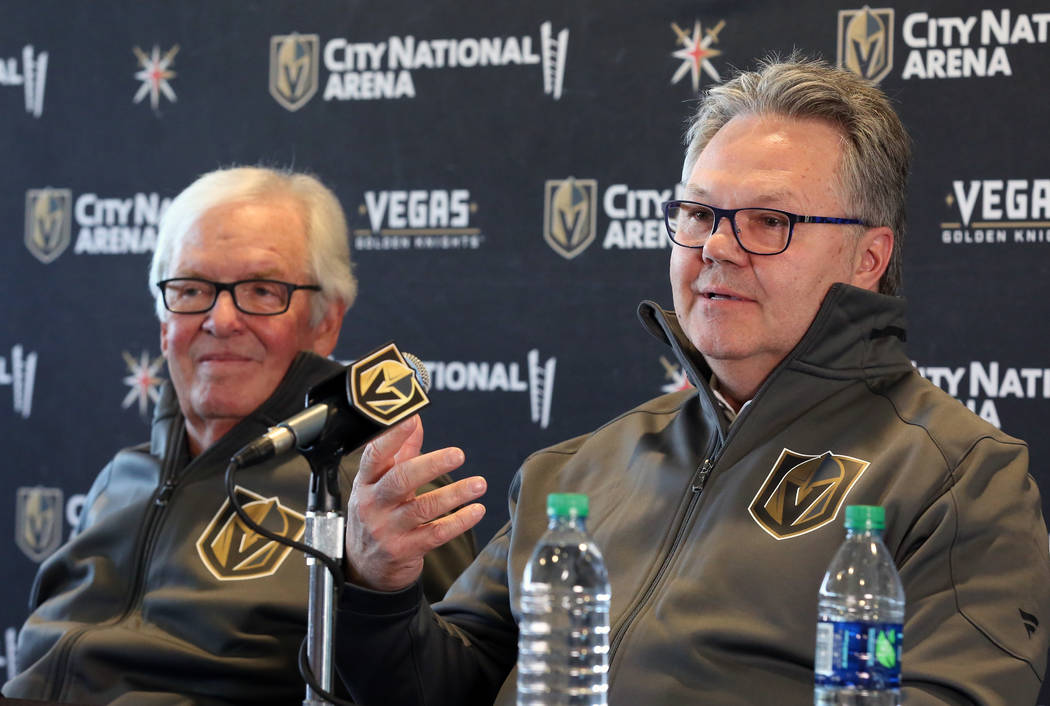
xmin=199 ymin=353 xmax=253 ymax=363
xmin=704 ymin=290 xmax=747 ymax=301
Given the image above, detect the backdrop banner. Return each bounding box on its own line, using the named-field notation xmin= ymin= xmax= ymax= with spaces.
xmin=2 ymin=0 xmax=1049 ymax=699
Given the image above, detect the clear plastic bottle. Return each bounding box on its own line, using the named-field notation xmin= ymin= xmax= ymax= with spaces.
xmin=517 ymin=493 xmax=611 ymax=706
xmin=814 ymin=505 xmax=905 ymax=706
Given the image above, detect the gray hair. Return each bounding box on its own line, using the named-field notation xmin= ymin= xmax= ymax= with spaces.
xmin=149 ymin=166 xmax=356 ymax=324
xmin=682 ymin=56 xmax=911 ymax=295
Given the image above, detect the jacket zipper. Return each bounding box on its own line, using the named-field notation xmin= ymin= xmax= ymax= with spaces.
xmin=44 ymin=437 xmax=182 ymax=701
xmin=607 ymin=448 xmax=719 ymax=663
xmin=604 ymin=384 xmax=759 ymax=677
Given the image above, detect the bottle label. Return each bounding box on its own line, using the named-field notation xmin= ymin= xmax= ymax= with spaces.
xmin=814 ymin=620 xmax=902 ymax=690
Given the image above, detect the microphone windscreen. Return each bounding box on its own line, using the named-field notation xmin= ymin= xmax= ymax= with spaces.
xmin=402 ymin=352 xmax=431 ymax=393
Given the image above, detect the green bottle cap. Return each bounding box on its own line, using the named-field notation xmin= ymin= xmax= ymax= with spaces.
xmin=845 ymin=505 xmax=885 ymax=531
xmin=547 ymin=493 xmax=589 ymax=518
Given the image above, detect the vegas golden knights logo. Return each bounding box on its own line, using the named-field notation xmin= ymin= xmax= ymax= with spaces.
xmin=24 ymin=188 xmax=72 ymax=264
xmin=269 ymin=33 xmax=319 ymax=112
xmin=837 ymin=7 xmax=894 ymax=84
xmin=544 ymin=177 xmax=597 ymax=259
xmin=16 ymin=486 xmax=63 ymax=562
xmin=196 ymin=486 xmax=306 ymax=581
xmin=749 ymin=449 xmax=870 ymax=540
xmin=350 ymin=343 xmax=430 ymax=425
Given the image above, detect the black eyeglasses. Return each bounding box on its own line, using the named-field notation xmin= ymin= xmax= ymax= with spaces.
xmin=662 ymin=200 xmax=870 ymax=255
xmin=155 ymin=278 xmax=322 ymax=316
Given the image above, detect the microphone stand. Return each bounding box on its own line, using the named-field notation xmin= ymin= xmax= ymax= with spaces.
xmin=300 ymin=437 xmax=347 ymax=706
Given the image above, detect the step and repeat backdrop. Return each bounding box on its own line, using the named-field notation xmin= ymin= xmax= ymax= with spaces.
xmin=2 ymin=0 xmax=1049 ymax=697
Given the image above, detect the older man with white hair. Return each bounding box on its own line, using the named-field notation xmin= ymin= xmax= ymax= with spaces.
xmin=4 ymin=166 xmax=475 ymax=705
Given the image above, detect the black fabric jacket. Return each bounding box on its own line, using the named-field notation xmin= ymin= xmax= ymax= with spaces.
xmin=335 ymin=285 xmax=1050 ymax=706
xmin=4 ymin=352 xmax=477 ymax=705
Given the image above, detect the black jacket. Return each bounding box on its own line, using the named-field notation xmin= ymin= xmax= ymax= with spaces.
xmin=4 ymin=352 xmax=477 ymax=705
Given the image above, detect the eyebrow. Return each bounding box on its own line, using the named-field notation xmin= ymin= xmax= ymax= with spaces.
xmin=682 ymin=184 xmax=799 ymax=207
xmin=172 ymin=267 xmax=288 ymax=280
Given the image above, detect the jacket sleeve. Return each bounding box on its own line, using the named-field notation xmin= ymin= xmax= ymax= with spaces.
xmin=896 ymin=436 xmax=1050 ymax=705
xmin=335 ymin=523 xmax=518 ymax=706
xmin=26 ymin=456 xmax=118 ymax=611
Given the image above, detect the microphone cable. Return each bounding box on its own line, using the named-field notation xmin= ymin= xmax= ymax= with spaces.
xmin=224 ymin=454 xmax=363 ymax=706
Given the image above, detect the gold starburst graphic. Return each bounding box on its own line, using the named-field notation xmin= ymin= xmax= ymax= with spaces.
xmin=133 ymin=44 xmax=179 ymax=110
xmin=122 ymin=350 xmax=165 ymax=416
xmin=659 ymin=356 xmax=693 ymax=394
xmin=670 ymin=20 xmax=725 ymax=93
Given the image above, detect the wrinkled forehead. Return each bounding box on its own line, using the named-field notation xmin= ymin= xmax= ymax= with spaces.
xmin=171 ymin=197 xmax=311 ymax=277
xmin=686 ymin=113 xmax=851 ymax=211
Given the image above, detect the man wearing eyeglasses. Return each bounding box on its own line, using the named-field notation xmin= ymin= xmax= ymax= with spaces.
xmin=333 ymin=57 xmax=1050 ymax=705
xmin=3 ymin=166 xmax=476 ymax=705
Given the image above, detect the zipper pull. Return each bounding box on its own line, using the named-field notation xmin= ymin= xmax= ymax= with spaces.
xmin=155 ymin=479 xmax=176 ymax=506
xmin=692 ymin=458 xmax=714 ymax=494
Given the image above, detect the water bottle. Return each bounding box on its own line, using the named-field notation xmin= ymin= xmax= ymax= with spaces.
xmin=517 ymin=493 xmax=611 ymax=706
xmin=814 ymin=505 xmax=905 ymax=705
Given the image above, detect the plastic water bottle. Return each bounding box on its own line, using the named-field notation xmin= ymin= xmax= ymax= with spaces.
xmin=517 ymin=493 xmax=610 ymax=706
xmin=814 ymin=505 xmax=905 ymax=705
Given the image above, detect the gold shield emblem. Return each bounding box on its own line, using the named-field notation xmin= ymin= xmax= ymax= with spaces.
xmin=269 ymin=33 xmax=319 ymax=112
xmin=16 ymin=486 xmax=64 ymax=562
xmin=749 ymin=449 xmax=870 ymax=540
xmin=544 ymin=177 xmax=597 ymax=259
xmin=350 ymin=343 xmax=430 ymax=425
xmin=837 ymin=7 xmax=894 ymax=84
xmin=196 ymin=486 xmax=306 ymax=581
xmin=24 ymin=188 xmax=72 ymax=264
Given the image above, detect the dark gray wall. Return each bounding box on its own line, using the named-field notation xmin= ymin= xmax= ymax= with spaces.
xmin=3 ymin=0 xmax=1049 ymax=699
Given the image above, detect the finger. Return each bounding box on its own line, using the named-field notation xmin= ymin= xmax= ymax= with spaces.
xmin=357 ymin=415 xmax=421 ymax=484
xmin=392 ymin=415 xmax=424 ymax=465
xmin=375 ymin=446 xmax=466 ymax=504
xmin=411 ymin=502 xmax=486 ymax=554
xmin=400 ymin=475 xmax=487 ymax=529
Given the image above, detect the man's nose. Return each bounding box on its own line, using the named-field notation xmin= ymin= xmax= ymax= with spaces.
xmin=703 ymin=212 xmax=745 ymax=262
xmin=204 ymin=291 xmax=244 ymax=334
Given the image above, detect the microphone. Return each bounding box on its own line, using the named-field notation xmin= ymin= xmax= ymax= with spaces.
xmin=232 ymin=343 xmax=431 ymax=468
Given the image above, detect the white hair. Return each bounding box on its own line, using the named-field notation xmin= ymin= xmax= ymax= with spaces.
xmin=149 ymin=166 xmax=356 ymax=324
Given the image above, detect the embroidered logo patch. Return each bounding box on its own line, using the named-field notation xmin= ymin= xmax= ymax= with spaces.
xmin=196 ymin=486 xmax=305 ymax=581
xmin=749 ymin=448 xmax=869 ymax=540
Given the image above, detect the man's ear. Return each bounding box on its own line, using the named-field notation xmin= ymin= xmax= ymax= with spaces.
xmin=160 ymin=319 xmax=169 ymax=357
xmin=852 ymin=226 xmax=894 ymax=292
xmin=311 ymin=300 xmax=346 ymax=357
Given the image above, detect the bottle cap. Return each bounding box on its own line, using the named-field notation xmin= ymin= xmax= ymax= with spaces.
xmin=547 ymin=493 xmax=589 ymax=518
xmin=845 ymin=505 xmax=885 ymax=531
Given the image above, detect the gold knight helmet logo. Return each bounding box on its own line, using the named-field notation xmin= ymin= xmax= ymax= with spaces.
xmin=837 ymin=6 xmax=895 ymax=84
xmin=197 ymin=486 xmax=306 ymax=581
xmin=269 ymin=33 xmax=319 ymax=111
xmin=24 ymin=188 xmax=72 ymax=264
xmin=16 ymin=486 xmax=64 ymax=562
xmin=350 ymin=343 xmax=430 ymax=425
xmin=749 ymin=449 xmax=870 ymax=540
xmin=543 ymin=177 xmax=598 ymax=259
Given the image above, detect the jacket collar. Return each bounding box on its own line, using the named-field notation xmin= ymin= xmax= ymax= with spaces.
xmin=638 ymin=283 xmax=912 ymax=418
xmin=637 ymin=298 xmax=729 ymax=440
xmin=787 ymin=283 xmax=910 ymax=376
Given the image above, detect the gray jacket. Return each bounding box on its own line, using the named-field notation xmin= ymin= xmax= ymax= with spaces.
xmin=4 ymin=352 xmax=476 ymax=705
xmin=336 ymin=285 xmax=1050 ymax=706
